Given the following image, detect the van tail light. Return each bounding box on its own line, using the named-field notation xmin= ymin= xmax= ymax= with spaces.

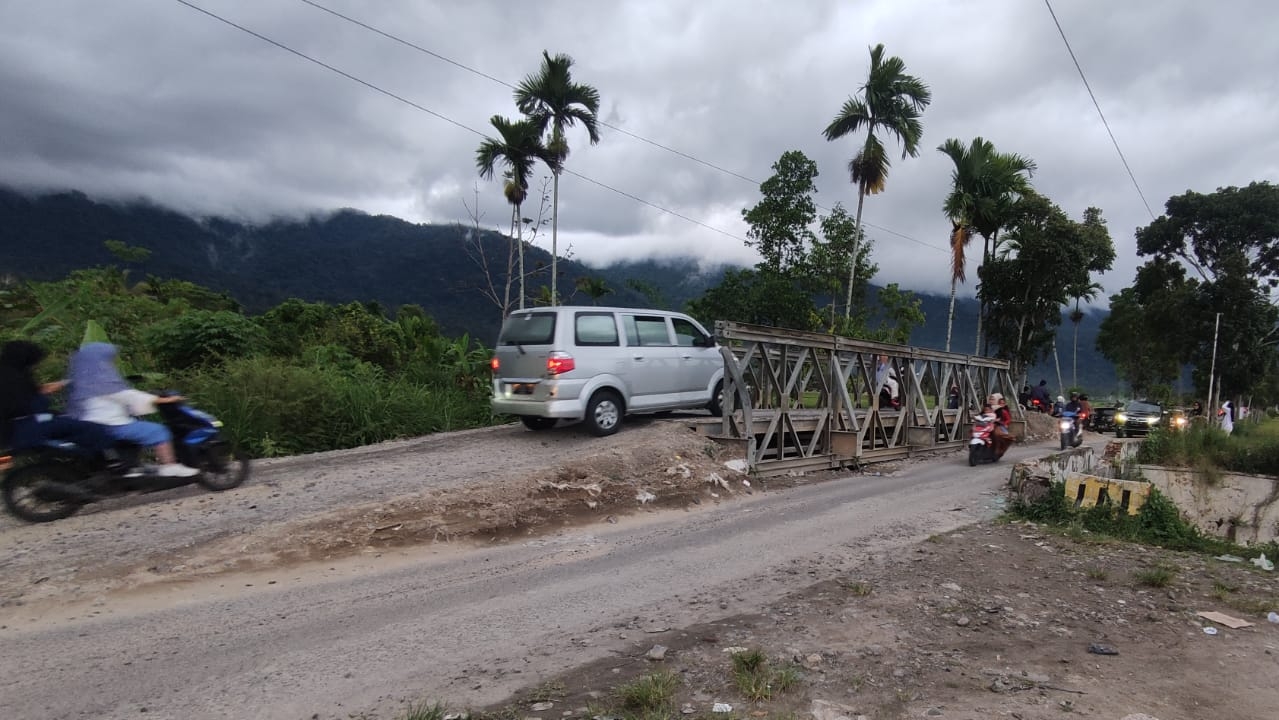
xmin=546 ymin=351 xmax=575 ymax=376
xmin=490 ymin=356 xmax=500 ymax=372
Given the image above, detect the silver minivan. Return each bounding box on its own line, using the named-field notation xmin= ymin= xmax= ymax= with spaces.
xmin=490 ymin=306 xmax=725 ymax=436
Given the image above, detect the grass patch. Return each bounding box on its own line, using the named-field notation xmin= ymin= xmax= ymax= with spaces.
xmin=528 ymin=680 xmax=566 ymax=704
xmin=399 ymin=702 xmax=448 ymax=720
xmin=841 ymin=580 xmax=873 ymax=596
xmin=1137 ymin=420 xmax=1279 ymax=476
xmin=1085 ymin=567 xmax=1108 ymax=580
xmin=615 ymin=671 xmax=680 ymax=715
xmin=730 ymin=649 xmax=801 ymax=702
xmin=1134 ymin=563 xmax=1177 ymax=588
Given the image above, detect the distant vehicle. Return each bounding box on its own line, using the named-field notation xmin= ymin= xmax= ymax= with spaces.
xmin=1165 ymin=408 xmax=1189 ymax=431
xmin=489 ymin=306 xmax=725 ymax=437
xmin=1088 ymin=406 xmax=1117 ymax=433
xmin=1115 ymin=400 xmax=1163 ymax=438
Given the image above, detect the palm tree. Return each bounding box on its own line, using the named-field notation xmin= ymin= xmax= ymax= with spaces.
xmin=1067 ymin=280 xmax=1103 ymax=387
xmin=476 ymin=115 xmax=559 ymax=312
xmin=937 ymin=137 xmax=1036 ymax=352
xmin=574 ymin=276 xmax=611 ymax=305
xmin=823 ymin=43 xmax=931 ymax=319
xmin=515 ymin=51 xmax=601 ymax=308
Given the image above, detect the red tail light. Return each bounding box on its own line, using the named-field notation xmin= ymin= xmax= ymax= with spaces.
xmin=490 ymin=357 xmax=500 ymax=371
xmin=546 ymin=351 xmax=575 ymax=375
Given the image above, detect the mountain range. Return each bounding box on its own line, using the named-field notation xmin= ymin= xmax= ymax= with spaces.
xmin=0 ymin=186 xmax=1118 ymax=391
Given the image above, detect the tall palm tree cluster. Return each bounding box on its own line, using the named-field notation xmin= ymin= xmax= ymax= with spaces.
xmin=475 ymin=51 xmax=600 ymax=313
xmin=477 ymin=43 xmax=1104 ymax=365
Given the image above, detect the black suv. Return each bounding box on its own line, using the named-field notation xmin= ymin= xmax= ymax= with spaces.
xmin=1115 ymin=400 xmax=1162 ymax=438
xmin=1089 ymin=406 xmax=1118 ymax=433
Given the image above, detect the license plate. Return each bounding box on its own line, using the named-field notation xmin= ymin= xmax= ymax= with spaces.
xmin=511 ymin=383 xmax=535 ymax=395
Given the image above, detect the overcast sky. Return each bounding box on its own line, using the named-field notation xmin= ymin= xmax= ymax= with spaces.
xmin=2 ymin=0 xmax=1277 ymax=301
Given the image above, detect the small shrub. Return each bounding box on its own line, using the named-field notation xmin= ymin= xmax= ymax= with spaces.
xmin=730 ymin=649 xmax=801 ymax=702
xmin=1134 ymin=563 xmax=1177 ymax=588
xmin=1085 ymin=567 xmax=1108 ymax=580
xmin=616 ymin=671 xmax=679 ymax=714
xmin=399 ymin=702 xmax=447 ymax=720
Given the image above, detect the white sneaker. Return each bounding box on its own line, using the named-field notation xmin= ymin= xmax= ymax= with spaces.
xmin=157 ymin=463 xmax=200 ymax=478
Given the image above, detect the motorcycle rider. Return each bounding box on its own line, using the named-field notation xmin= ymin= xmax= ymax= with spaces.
xmin=1062 ymin=392 xmax=1083 ymax=443
xmin=66 ymin=342 xmax=200 ymax=478
xmin=1029 ymin=379 xmax=1051 ymax=410
xmin=0 ymin=340 xmax=121 ymax=464
xmin=990 ymin=393 xmax=1014 ymax=459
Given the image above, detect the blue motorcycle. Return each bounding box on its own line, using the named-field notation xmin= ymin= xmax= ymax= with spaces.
xmin=1059 ymin=410 xmax=1084 ymax=451
xmin=1 ymin=394 xmax=248 ymax=523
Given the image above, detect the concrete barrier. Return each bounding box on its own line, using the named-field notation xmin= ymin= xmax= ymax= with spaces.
xmin=1136 ymin=465 xmax=1279 ymax=545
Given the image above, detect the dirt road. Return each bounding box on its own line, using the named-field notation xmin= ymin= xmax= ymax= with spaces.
xmin=0 ymin=419 xmax=1041 ymax=720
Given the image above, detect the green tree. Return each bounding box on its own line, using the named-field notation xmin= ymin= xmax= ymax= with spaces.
xmin=1132 ymin=182 xmax=1279 ymax=404
xmin=515 ymin=50 xmax=602 ymax=307
xmin=574 ymin=276 xmax=612 ymax=304
xmin=980 ymin=194 xmax=1113 ymax=382
xmin=813 ymin=203 xmax=876 ymax=331
xmin=936 ymin=137 xmax=1036 ymax=352
xmin=476 ymin=116 xmax=560 ymax=313
xmin=742 ymin=150 xmax=818 ymax=274
xmin=865 ymin=283 xmax=925 ymax=345
xmin=686 ymin=268 xmax=818 ymax=332
xmin=1096 ymin=287 xmax=1184 ymax=395
xmin=823 ymin=43 xmax=931 ymax=320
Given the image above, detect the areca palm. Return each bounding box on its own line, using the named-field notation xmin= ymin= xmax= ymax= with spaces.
xmin=823 ymin=43 xmax=931 ymax=319
xmin=937 ymin=137 xmax=1035 ymax=352
xmin=476 ymin=115 xmax=559 ymax=312
xmin=515 ymin=51 xmax=601 ymax=307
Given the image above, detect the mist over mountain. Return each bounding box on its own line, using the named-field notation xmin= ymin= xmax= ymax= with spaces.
xmin=0 ymin=186 xmax=1116 ymax=390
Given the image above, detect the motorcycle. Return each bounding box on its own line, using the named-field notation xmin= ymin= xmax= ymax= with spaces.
xmin=968 ymin=414 xmax=999 ymax=466
xmin=1 ymin=394 xmax=249 ymax=523
xmin=1028 ymin=397 xmax=1050 ymax=414
xmin=1059 ymin=410 xmax=1085 ymax=451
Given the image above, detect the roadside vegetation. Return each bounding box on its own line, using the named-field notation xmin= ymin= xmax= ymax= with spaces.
xmin=1010 ymin=478 xmax=1279 ymax=559
xmin=1137 ymin=420 xmax=1279 ymax=477
xmin=0 ymin=259 xmax=494 ymax=457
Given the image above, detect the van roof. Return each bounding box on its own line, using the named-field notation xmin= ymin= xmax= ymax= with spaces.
xmin=508 ymin=306 xmax=689 ymax=315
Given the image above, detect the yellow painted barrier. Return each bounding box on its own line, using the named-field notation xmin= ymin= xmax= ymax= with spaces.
xmin=1064 ymin=473 xmax=1150 ymax=516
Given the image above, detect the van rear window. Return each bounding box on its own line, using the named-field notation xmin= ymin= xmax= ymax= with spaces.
xmin=498 ymin=312 xmax=556 ymax=345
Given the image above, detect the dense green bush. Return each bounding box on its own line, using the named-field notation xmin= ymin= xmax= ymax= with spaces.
xmin=179 ymin=356 xmax=491 ymax=457
xmin=144 ymin=309 xmax=267 ymax=369
xmin=4 ymin=265 xmax=498 ymax=458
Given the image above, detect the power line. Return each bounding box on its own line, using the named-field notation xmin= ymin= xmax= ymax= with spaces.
xmin=295 ymin=0 xmax=951 ymax=255
xmin=1043 ymin=0 xmax=1156 ymax=219
xmin=173 ymin=0 xmax=749 ymax=244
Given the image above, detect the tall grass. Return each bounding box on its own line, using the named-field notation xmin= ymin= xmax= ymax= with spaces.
xmin=1138 ymin=421 xmax=1279 ymax=476
xmin=180 ymin=355 xmax=492 ymax=457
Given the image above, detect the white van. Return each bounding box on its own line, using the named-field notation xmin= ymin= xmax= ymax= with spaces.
xmin=490 ymin=306 xmax=725 ymax=436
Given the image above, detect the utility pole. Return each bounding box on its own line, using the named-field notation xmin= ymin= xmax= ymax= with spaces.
xmin=1206 ymin=312 xmax=1222 ymax=414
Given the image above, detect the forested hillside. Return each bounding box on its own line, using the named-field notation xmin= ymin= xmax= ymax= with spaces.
xmin=0 ymin=186 xmax=1116 ymax=389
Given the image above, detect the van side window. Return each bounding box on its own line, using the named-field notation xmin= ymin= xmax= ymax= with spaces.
xmin=672 ymin=317 xmax=708 ymax=347
xmin=575 ymin=312 xmax=619 ymax=346
xmin=623 ymin=315 xmax=673 ymax=346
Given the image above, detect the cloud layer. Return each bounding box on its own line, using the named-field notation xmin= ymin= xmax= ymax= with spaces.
xmin=2 ymin=0 xmax=1277 ymax=298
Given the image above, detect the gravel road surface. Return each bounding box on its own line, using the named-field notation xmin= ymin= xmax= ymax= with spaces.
xmin=0 ymin=429 xmax=1066 ymax=720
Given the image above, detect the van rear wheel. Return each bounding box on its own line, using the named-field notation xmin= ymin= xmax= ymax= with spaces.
xmin=584 ymin=390 xmax=623 ymax=437
xmin=520 ymin=416 xmax=557 ymax=431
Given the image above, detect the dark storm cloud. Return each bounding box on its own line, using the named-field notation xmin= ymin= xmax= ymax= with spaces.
xmin=1 ymin=0 xmax=1277 ymax=298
